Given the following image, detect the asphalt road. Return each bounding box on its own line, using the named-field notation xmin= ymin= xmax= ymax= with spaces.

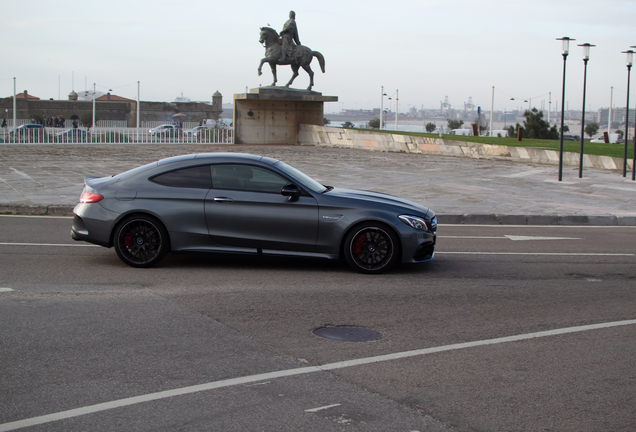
xmin=1 ymin=216 xmax=635 ymax=431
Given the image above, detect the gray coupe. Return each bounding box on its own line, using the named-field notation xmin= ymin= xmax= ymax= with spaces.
xmin=71 ymin=153 xmax=436 ymax=273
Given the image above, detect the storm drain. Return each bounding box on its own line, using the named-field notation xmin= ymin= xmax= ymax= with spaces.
xmin=312 ymin=325 xmax=383 ymax=342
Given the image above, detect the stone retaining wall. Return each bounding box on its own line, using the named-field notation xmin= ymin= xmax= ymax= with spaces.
xmin=298 ymin=124 xmax=632 ymax=171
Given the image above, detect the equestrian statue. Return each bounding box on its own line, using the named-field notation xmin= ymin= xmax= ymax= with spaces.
xmin=258 ymin=11 xmax=325 ymax=91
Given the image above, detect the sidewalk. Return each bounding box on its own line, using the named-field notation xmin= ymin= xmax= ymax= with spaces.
xmin=0 ymin=144 xmax=634 ymax=225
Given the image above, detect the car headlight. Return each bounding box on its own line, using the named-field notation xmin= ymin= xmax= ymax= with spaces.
xmin=399 ymin=215 xmax=428 ymax=231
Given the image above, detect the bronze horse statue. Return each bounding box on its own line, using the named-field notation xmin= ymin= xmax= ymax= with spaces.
xmin=258 ymin=27 xmax=325 ymax=91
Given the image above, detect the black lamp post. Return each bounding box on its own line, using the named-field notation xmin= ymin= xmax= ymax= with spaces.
xmin=578 ymin=43 xmax=595 ymax=178
xmin=557 ymin=37 xmax=575 ymax=182
xmin=621 ymin=49 xmax=633 ymax=178
xmin=631 ymin=46 xmax=636 ymax=181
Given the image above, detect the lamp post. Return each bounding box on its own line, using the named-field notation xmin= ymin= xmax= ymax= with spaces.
xmin=92 ymin=83 xmax=96 ymax=131
xmin=632 ymin=46 xmax=636 ymax=181
xmin=621 ymin=49 xmax=633 ymax=178
xmin=394 ymin=89 xmax=399 ymax=132
xmin=380 ymin=86 xmax=387 ymax=130
xmin=557 ymin=37 xmax=575 ymax=181
xmin=489 ymin=86 xmax=494 ymax=137
xmin=578 ymin=43 xmax=595 ymax=178
xmin=137 ymin=81 xmax=140 ymax=142
xmin=13 ymin=77 xmax=16 ymax=129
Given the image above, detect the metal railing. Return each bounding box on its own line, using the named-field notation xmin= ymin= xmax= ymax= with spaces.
xmin=0 ymin=127 xmax=233 ymax=145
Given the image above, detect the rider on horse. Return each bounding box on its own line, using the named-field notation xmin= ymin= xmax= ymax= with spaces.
xmin=280 ymin=11 xmax=300 ymax=63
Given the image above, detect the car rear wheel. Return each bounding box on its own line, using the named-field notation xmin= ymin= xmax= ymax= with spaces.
xmin=114 ymin=215 xmax=169 ymax=268
xmin=344 ymin=222 xmax=399 ymax=274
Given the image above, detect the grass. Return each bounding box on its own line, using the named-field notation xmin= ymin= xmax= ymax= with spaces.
xmin=353 ymin=128 xmax=634 ymax=159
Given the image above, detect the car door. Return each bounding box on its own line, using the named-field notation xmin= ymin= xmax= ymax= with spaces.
xmin=204 ymin=164 xmax=319 ymax=252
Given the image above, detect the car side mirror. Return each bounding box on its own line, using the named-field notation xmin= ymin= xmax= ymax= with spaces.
xmin=281 ymin=184 xmax=301 ymax=201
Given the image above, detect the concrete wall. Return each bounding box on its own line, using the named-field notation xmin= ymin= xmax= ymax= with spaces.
xmin=298 ymin=124 xmax=633 ymax=171
xmin=234 ymin=99 xmax=323 ymax=144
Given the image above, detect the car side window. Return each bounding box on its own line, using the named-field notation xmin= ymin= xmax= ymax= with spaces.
xmin=211 ymin=164 xmax=289 ymax=193
xmin=150 ymin=165 xmax=211 ymax=189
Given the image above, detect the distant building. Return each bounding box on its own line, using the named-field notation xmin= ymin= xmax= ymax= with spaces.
xmin=597 ymin=107 xmax=635 ymax=126
xmin=1 ymin=90 xmax=224 ymax=126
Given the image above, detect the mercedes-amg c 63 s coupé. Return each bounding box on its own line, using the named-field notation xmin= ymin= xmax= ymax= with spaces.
xmin=72 ymin=153 xmax=436 ymax=273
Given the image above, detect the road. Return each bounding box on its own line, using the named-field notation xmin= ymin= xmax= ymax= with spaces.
xmin=1 ymin=215 xmax=635 ymax=431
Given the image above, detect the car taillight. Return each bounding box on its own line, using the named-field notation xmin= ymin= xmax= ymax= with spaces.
xmin=79 ymin=191 xmax=104 ymax=203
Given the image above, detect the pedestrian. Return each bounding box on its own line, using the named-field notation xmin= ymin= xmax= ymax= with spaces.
xmin=1 ymin=119 xmax=6 ymax=128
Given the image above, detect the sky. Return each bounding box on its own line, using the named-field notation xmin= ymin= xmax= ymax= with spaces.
xmin=2 ymin=0 xmax=635 ymax=115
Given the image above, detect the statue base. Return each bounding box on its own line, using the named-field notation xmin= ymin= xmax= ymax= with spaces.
xmin=233 ymin=87 xmax=337 ymax=144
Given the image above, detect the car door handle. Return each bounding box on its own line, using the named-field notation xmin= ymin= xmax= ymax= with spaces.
xmin=213 ymin=197 xmax=233 ymax=203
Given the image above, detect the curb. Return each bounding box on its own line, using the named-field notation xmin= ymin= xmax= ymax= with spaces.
xmin=437 ymin=214 xmax=636 ymax=226
xmin=0 ymin=204 xmax=75 ymax=217
xmin=1 ymin=205 xmax=635 ymax=226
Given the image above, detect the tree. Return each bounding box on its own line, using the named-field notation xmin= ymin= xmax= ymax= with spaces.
xmin=522 ymin=108 xmax=558 ymax=139
xmin=342 ymin=121 xmax=355 ymax=129
xmin=368 ymin=118 xmax=381 ymax=129
xmin=584 ymin=122 xmax=600 ymax=138
xmin=447 ymin=119 xmax=464 ymax=130
xmin=323 ymin=117 xmax=331 ymax=125
xmin=425 ymin=122 xmax=436 ymax=133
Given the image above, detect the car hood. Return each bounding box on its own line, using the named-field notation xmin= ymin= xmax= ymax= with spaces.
xmin=322 ymin=187 xmax=433 ymax=216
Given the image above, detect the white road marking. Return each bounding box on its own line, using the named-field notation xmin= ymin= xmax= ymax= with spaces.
xmin=305 ymin=403 xmax=341 ymax=413
xmin=439 ymin=235 xmax=581 ymax=240
xmin=436 ymin=252 xmax=634 ymax=256
xmin=0 ymin=288 xmax=15 ymax=293
xmin=1 ymin=319 xmax=634 ymax=432
xmin=505 ymin=235 xmax=581 ymax=241
xmin=438 ymin=236 xmax=505 ymax=239
xmin=0 ymin=243 xmax=98 ymax=247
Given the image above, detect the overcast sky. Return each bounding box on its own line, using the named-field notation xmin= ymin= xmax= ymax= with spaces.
xmin=2 ymin=0 xmax=635 ymax=114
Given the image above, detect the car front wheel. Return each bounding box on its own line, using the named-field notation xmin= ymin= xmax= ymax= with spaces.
xmin=344 ymin=223 xmax=399 ymax=274
xmin=114 ymin=215 xmax=169 ymax=268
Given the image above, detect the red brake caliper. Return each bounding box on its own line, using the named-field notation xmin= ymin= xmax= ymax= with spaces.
xmin=353 ymin=234 xmax=365 ymax=256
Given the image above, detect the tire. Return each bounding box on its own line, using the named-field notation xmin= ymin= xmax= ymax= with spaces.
xmin=114 ymin=215 xmax=169 ymax=268
xmin=344 ymin=222 xmax=399 ymax=274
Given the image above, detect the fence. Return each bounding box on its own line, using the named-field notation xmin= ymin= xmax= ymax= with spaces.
xmin=0 ymin=127 xmax=233 ymax=145
xmin=97 ymin=120 xmax=128 ymax=128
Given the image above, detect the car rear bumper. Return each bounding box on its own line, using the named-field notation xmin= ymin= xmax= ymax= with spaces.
xmin=71 ymin=203 xmax=117 ymax=247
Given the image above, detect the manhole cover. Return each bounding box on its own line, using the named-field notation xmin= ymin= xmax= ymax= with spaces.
xmin=313 ymin=326 xmax=382 ymax=342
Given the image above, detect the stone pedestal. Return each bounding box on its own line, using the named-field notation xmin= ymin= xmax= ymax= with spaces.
xmin=233 ymin=87 xmax=337 ymax=144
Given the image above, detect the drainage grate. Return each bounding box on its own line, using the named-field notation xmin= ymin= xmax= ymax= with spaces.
xmin=313 ymin=325 xmax=382 ymax=342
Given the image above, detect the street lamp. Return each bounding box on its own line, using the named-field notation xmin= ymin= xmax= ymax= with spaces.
xmin=621 ymin=49 xmax=633 ymax=178
xmin=578 ymin=43 xmax=595 ymax=178
xmin=557 ymin=37 xmax=575 ymax=181
xmin=632 ymin=45 xmax=636 ymax=181
xmin=489 ymin=86 xmax=494 ymax=137
xmin=394 ymin=89 xmax=399 ymax=132
xmin=380 ymin=86 xmax=387 ymax=130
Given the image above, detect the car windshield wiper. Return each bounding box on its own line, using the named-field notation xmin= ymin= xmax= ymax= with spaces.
xmin=322 ymin=185 xmax=334 ymax=193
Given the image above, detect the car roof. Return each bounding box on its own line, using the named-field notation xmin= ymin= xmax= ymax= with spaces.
xmin=156 ymin=153 xmax=279 ymax=167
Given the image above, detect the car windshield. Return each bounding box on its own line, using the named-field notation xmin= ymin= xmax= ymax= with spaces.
xmin=274 ymin=161 xmax=327 ymax=193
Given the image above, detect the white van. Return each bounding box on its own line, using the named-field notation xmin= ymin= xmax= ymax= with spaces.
xmin=489 ymin=130 xmax=509 ymax=138
xmin=591 ymin=133 xmax=622 ymax=144
xmin=449 ymin=129 xmax=473 ymax=136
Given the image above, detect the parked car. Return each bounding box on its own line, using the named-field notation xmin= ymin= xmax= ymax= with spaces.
xmin=183 ymin=126 xmax=210 ymax=140
xmin=55 ymin=129 xmax=91 ymax=142
xmin=449 ymin=129 xmax=473 ymax=136
xmin=149 ymin=124 xmax=183 ymax=138
xmin=562 ymin=134 xmax=580 ymax=141
xmin=71 ymin=153 xmax=437 ymax=273
xmin=8 ymin=123 xmax=44 ymax=137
